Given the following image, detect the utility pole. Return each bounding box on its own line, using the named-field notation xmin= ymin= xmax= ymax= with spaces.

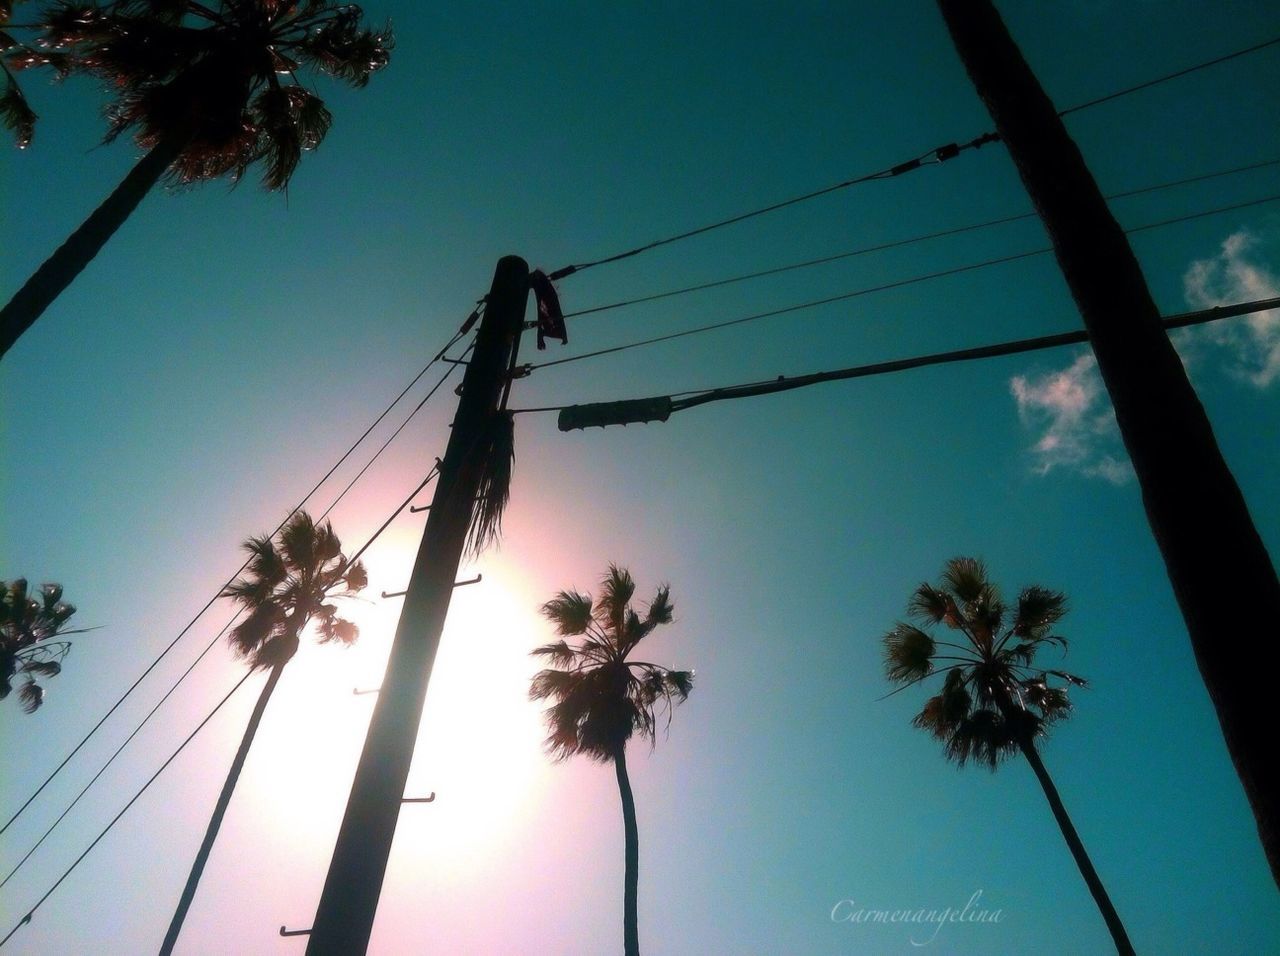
xmin=936 ymin=0 xmax=1280 ymax=902
xmin=305 ymin=256 xmax=529 ymax=955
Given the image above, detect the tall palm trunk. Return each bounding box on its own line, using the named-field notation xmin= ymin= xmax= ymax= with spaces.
xmin=936 ymin=0 xmax=1280 ymax=886
xmin=613 ymin=744 xmax=640 ymax=956
xmin=0 ymin=132 xmax=187 ymax=360
xmin=159 ymin=662 xmax=286 ymax=956
xmin=1016 ymin=736 xmax=1134 ymax=955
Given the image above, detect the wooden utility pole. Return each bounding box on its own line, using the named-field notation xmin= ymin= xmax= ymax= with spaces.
xmin=936 ymin=0 xmax=1280 ymax=897
xmin=305 ymin=256 xmax=529 ymax=954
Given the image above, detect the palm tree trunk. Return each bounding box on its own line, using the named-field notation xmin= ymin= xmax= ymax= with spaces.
xmin=0 ymin=132 xmax=187 ymax=361
xmin=1017 ymin=736 xmax=1135 ymax=955
xmin=613 ymin=744 xmax=640 ymax=956
xmin=158 ymin=662 xmax=285 ymax=956
xmin=936 ymin=0 xmax=1280 ymax=886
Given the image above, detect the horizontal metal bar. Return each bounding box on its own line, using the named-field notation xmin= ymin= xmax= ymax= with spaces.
xmin=402 ymin=793 xmax=436 ymax=804
xmin=453 ymin=574 xmax=482 ymax=588
xmin=279 ymin=926 xmax=311 ymax=937
xmin=381 ymin=589 xmax=407 ymax=599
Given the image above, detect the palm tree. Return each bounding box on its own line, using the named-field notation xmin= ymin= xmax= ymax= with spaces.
xmin=1 ymin=579 xmax=85 ymax=713
xmin=0 ymin=0 xmax=393 ymax=360
xmin=935 ymin=0 xmax=1280 ymax=885
xmin=531 ymin=566 xmax=693 ymax=956
xmin=1 ymin=0 xmax=61 ymax=148
xmin=159 ymin=511 xmax=366 ymax=955
xmin=882 ymin=557 xmax=1134 ymax=955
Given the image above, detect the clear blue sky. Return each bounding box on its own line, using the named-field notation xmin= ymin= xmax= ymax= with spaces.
xmin=3 ymin=2 xmax=1279 ymax=953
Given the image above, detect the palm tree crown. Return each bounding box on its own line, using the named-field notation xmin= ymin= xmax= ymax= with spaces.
xmin=883 ymin=556 xmax=1084 ymax=767
xmin=531 ymin=565 xmax=693 ymax=761
xmin=221 ymin=510 xmax=368 ymax=669
xmin=37 ymin=0 xmax=392 ymax=188
xmin=1 ymin=579 xmax=81 ymax=713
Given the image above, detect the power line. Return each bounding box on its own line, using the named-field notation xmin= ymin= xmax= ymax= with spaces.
xmin=317 ymin=341 xmax=473 ymax=524
xmin=547 ymin=134 xmax=1001 ymax=281
xmin=529 ymin=193 xmax=1280 ymax=372
xmin=0 ymin=461 xmax=452 ymax=909
xmin=0 ymin=671 xmax=255 ymax=950
xmin=0 ymin=313 xmax=478 ymax=837
xmin=1058 ymin=35 xmax=1280 ymax=117
xmin=562 ymin=157 xmax=1280 ymax=320
xmin=0 ymin=337 xmax=475 ymax=888
xmin=546 ymin=35 xmax=1280 ymax=283
xmin=525 ymin=296 xmax=1280 ymax=423
xmin=0 ymin=612 xmax=241 ymax=891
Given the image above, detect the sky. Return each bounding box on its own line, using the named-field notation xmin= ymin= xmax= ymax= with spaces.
xmin=2 ymin=1 xmax=1279 ymax=953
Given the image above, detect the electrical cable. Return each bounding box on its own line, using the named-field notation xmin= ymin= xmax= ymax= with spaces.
xmin=1058 ymin=35 xmax=1280 ymax=117
xmin=563 ymin=158 xmax=1280 ymax=320
xmin=529 ymin=193 xmax=1280 ymax=371
xmin=0 ymin=312 xmax=478 ymax=837
xmin=547 ymin=35 xmax=1280 ymax=282
xmin=0 ymin=330 xmax=477 ymax=889
xmin=514 ymin=296 xmax=1279 ymax=419
xmin=0 ymin=671 xmax=255 ymax=949
xmin=0 ymin=615 xmax=241 ymax=892
xmin=545 ymin=133 xmax=1000 ymax=281
xmin=317 ymin=340 xmax=474 ymax=524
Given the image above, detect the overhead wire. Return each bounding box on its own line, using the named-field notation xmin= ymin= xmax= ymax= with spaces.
xmin=562 ymin=157 xmax=1280 ymax=320
xmin=0 ymin=614 xmax=242 ymax=892
xmin=0 ymin=334 xmax=477 ymax=890
xmin=528 ymin=193 xmax=1280 ymax=372
xmin=0 ymin=671 xmax=255 ymax=949
xmin=1057 ymin=34 xmax=1280 ymax=117
xmin=512 ymin=296 xmax=1280 ymax=419
xmin=547 ymin=34 xmax=1280 ymax=282
xmin=0 ymin=310 xmax=479 ymax=838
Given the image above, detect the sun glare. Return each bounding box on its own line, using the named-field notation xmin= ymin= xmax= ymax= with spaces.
xmin=236 ymin=527 xmax=552 ymax=880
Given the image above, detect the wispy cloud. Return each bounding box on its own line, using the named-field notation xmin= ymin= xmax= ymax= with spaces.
xmin=1008 ymin=229 xmax=1277 ymax=482
xmin=1009 ymin=352 xmax=1131 ymax=484
xmin=1181 ymin=229 xmax=1280 ymax=388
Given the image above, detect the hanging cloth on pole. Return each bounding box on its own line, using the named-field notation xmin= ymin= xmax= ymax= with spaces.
xmin=529 ymin=270 xmax=568 ymax=350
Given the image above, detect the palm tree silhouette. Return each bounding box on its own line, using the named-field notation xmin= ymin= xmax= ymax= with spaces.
xmin=1 ymin=579 xmax=86 ymax=713
xmin=159 ymin=511 xmax=366 ymax=955
xmin=1 ymin=0 xmax=63 ymax=148
xmin=882 ymin=557 xmax=1134 ymax=955
xmin=531 ymin=566 xmax=693 ymax=956
xmin=0 ymin=0 xmax=393 ymax=359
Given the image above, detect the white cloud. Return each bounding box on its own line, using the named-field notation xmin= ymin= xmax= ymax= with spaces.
xmin=1009 ymin=352 xmax=1132 ymax=484
xmin=1181 ymin=230 xmax=1280 ymax=388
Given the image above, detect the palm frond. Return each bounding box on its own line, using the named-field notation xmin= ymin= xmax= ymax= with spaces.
xmin=907 ymin=582 xmax=951 ymax=624
xmin=279 ymin=512 xmax=318 ymax=571
xmin=466 ymin=410 xmax=514 ymax=557
xmin=595 ymin=564 xmax=635 ymax=633
xmin=882 ymin=623 xmax=936 ymax=682
xmin=645 ymin=585 xmax=673 ymax=627
xmin=38 ymin=582 xmax=63 ymax=609
xmin=529 ymin=667 xmax=576 ymax=701
xmin=22 ymin=659 xmax=61 ymax=678
xmin=17 ymin=679 xmax=43 ymax=713
xmin=664 ymin=669 xmax=694 ymax=702
xmin=341 ymin=559 xmax=368 ymax=593
xmin=941 ymin=557 xmax=990 ymax=604
xmin=540 ymin=591 xmax=593 ymax=636
xmin=291 ymin=8 xmax=392 ymax=88
xmin=1047 ymin=669 xmax=1087 ymax=687
xmin=1014 ymin=586 xmax=1068 ymax=638
xmin=530 ymin=640 xmax=575 ymax=668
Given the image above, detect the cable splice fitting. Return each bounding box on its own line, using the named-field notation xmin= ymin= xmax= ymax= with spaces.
xmin=889 ymin=158 xmax=922 ymax=176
